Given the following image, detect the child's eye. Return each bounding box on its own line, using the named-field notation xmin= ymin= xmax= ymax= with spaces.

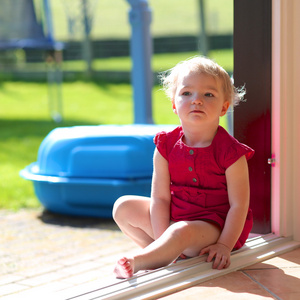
xmin=182 ymin=91 xmax=191 ymax=96
xmin=205 ymin=93 xmax=214 ymax=97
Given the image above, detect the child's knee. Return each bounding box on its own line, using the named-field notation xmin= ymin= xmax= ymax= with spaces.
xmin=168 ymin=221 xmax=191 ymax=239
xmin=112 ymin=196 xmax=130 ymax=222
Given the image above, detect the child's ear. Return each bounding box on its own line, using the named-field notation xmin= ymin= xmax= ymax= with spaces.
xmin=172 ymin=100 xmax=178 ymax=114
xmin=220 ymin=101 xmax=230 ymax=116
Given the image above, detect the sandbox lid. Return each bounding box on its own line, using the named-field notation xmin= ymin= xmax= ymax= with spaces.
xmin=32 ymin=124 xmax=176 ymax=179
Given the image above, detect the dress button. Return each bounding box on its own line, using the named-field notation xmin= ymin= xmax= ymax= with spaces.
xmin=188 ymin=167 xmax=193 ymax=172
xmin=189 ymin=150 xmax=194 ymax=155
xmin=193 ymin=178 xmax=197 ymax=182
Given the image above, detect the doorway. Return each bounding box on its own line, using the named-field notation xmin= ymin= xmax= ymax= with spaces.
xmin=233 ymin=0 xmax=272 ymax=234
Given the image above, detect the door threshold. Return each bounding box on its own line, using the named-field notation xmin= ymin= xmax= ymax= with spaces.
xmin=65 ymin=234 xmax=300 ymax=300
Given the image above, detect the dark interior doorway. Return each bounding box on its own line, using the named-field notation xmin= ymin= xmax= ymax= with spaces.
xmin=233 ymin=0 xmax=272 ymax=234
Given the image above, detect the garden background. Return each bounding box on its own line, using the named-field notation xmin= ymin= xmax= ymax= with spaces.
xmin=0 ymin=0 xmax=233 ymax=210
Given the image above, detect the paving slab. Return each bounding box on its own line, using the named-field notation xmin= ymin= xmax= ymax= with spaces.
xmin=0 ymin=209 xmax=137 ymax=298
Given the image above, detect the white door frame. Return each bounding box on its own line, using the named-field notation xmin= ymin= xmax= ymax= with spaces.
xmin=271 ymin=0 xmax=300 ymax=241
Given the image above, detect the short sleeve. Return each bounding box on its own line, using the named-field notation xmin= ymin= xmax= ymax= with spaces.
xmin=223 ymin=142 xmax=255 ymax=170
xmin=154 ymin=131 xmax=168 ymax=160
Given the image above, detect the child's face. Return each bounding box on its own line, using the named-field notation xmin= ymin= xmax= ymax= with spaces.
xmin=172 ymin=72 xmax=229 ymax=127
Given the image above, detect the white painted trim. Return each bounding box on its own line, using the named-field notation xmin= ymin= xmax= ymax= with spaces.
xmin=271 ymin=0 xmax=300 ymax=241
xmin=292 ymin=1 xmax=300 ymax=242
xmin=271 ymin=0 xmax=281 ymax=237
xmin=66 ymin=235 xmax=299 ymax=300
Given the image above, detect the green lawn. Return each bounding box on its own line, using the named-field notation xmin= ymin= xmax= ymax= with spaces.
xmin=46 ymin=0 xmax=233 ymax=41
xmin=0 ymin=81 xmax=178 ymax=210
xmin=93 ymin=49 xmax=233 ymax=73
xmin=1 ymin=0 xmax=234 ymax=211
xmin=0 ymin=49 xmax=232 ymax=211
xmin=0 ymin=81 xmax=229 ymax=211
xmin=19 ymin=50 xmax=233 ymax=74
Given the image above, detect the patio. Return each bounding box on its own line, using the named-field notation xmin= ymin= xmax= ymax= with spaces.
xmin=0 ymin=209 xmax=299 ymax=299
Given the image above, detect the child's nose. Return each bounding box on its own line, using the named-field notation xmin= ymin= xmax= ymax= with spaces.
xmin=192 ymin=95 xmax=203 ymax=105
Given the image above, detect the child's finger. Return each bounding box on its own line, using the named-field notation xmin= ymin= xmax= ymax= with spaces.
xmin=199 ymin=247 xmax=209 ymax=256
xmin=216 ymin=255 xmax=226 ymax=270
xmin=224 ymin=257 xmax=231 ymax=268
xmin=214 ymin=255 xmax=230 ymax=270
xmin=206 ymin=250 xmax=217 ymax=263
xmin=212 ymin=253 xmax=222 ymax=268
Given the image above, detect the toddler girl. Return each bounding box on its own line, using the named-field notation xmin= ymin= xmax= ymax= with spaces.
xmin=113 ymin=56 xmax=254 ymax=279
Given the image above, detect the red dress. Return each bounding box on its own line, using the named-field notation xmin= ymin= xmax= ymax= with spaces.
xmin=154 ymin=125 xmax=255 ymax=250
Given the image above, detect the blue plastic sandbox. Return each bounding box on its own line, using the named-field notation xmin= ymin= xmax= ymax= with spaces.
xmin=20 ymin=124 xmax=176 ymax=218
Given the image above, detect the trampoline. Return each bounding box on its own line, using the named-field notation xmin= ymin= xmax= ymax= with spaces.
xmin=0 ymin=0 xmax=63 ymax=121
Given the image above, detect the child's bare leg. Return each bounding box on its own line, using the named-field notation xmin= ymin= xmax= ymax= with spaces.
xmin=113 ymin=196 xmax=154 ymax=248
xmin=114 ymin=220 xmax=221 ymax=278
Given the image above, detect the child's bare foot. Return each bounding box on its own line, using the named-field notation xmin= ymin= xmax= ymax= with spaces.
xmin=114 ymin=257 xmax=135 ymax=279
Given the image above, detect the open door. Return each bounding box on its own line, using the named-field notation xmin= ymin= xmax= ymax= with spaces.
xmin=233 ymin=0 xmax=272 ymax=233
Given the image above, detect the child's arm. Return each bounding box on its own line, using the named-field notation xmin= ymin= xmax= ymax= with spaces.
xmin=218 ymin=155 xmax=250 ymax=250
xmin=150 ymin=148 xmax=172 ymax=240
xmin=200 ymin=155 xmax=250 ymax=269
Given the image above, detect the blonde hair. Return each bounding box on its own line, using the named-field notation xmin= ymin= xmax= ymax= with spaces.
xmin=159 ymin=56 xmax=245 ymax=107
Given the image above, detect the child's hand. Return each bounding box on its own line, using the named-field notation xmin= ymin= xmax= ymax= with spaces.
xmin=199 ymin=243 xmax=231 ymax=270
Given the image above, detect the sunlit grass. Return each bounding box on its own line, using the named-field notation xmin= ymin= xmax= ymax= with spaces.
xmin=0 ymin=49 xmax=232 ymax=211
xmin=20 ymin=49 xmax=233 ymax=74
xmin=0 ymin=81 xmax=178 ymax=210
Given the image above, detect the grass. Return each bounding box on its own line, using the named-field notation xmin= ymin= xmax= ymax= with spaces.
xmin=0 ymin=50 xmax=232 ymax=211
xmin=94 ymin=49 xmax=233 ymax=73
xmin=18 ymin=50 xmax=233 ymax=74
xmin=0 ymin=81 xmax=177 ymax=211
xmin=47 ymin=0 xmax=233 ymax=41
xmin=2 ymin=0 xmax=234 ymax=211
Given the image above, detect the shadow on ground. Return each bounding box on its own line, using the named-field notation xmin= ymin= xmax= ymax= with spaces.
xmin=38 ymin=209 xmax=120 ymax=231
